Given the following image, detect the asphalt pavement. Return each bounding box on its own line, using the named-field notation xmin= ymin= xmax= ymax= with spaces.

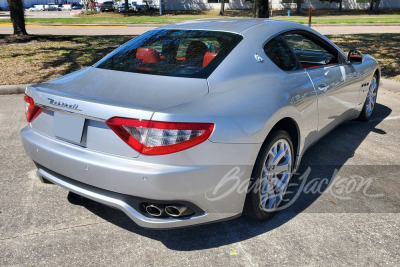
xmin=0 ymin=85 xmax=399 ymax=265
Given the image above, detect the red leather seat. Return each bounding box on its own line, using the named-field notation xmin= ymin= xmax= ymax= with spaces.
xmin=203 ymin=52 xmax=218 ymax=67
xmin=136 ymin=47 xmax=160 ymax=63
xmin=136 ymin=47 xmax=160 ymax=71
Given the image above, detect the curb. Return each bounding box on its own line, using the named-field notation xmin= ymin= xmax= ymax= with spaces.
xmin=381 ymin=78 xmax=400 ymax=92
xmin=127 ymin=24 xmax=166 ymax=27
xmin=0 ymin=84 xmax=30 ymax=95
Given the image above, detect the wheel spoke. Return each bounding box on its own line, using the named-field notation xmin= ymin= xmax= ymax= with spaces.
xmin=273 ymin=143 xmax=287 ymax=165
xmin=280 ymin=172 xmax=290 ymax=187
xmin=265 ymin=152 xmax=274 ymax=169
xmin=271 ymin=177 xmax=286 ymax=192
xmin=266 ymin=189 xmax=276 ymax=210
xmin=370 ymin=79 xmax=376 ymax=90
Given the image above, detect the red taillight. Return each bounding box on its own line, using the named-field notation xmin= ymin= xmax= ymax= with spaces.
xmin=106 ymin=117 xmax=214 ymax=155
xmin=24 ymin=94 xmax=43 ymax=122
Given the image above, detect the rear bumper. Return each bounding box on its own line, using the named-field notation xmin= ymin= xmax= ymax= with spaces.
xmin=21 ymin=126 xmax=257 ymax=228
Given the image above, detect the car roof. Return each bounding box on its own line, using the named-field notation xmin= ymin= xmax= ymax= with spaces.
xmin=159 ymin=18 xmax=305 ymax=35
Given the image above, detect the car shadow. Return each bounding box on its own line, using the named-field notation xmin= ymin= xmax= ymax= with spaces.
xmin=68 ymin=102 xmax=391 ymax=250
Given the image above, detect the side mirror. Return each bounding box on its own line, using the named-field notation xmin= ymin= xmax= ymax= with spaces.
xmin=347 ymin=49 xmax=363 ymax=64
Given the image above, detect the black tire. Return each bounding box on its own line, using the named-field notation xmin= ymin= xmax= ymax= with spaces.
xmin=358 ymin=73 xmax=379 ymax=121
xmin=244 ymin=130 xmax=294 ymax=221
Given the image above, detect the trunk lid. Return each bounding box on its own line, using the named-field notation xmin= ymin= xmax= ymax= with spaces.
xmin=31 ymin=67 xmax=208 ymax=113
xmin=27 ymin=67 xmax=209 ymax=158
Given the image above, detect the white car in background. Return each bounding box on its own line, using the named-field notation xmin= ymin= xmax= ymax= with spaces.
xmin=28 ymin=5 xmax=45 ymax=11
xmin=60 ymin=4 xmax=72 ymax=11
xmin=117 ymin=2 xmax=137 ymax=12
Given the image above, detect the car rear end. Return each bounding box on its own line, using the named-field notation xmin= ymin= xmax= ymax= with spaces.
xmin=21 ymin=29 xmax=253 ymax=228
xmin=100 ymin=1 xmax=114 ymax=12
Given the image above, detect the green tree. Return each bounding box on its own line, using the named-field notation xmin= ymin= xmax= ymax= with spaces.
xmin=253 ymin=0 xmax=269 ymax=18
xmin=7 ymin=0 xmax=27 ymax=35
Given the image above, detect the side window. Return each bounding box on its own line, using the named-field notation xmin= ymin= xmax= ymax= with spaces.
xmin=282 ymin=33 xmax=339 ymax=68
xmin=264 ymin=36 xmax=301 ymax=71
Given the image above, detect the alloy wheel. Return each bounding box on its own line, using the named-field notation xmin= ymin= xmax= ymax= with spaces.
xmin=259 ymin=139 xmax=292 ymax=211
xmin=366 ymin=76 xmax=378 ymax=116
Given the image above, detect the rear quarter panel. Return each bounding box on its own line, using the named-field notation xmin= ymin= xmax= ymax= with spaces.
xmin=152 ymin=25 xmax=319 ymax=160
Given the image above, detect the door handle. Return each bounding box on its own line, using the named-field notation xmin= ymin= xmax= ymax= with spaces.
xmin=318 ymin=83 xmax=328 ymax=92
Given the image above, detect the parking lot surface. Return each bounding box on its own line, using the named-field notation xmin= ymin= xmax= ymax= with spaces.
xmin=0 ymin=87 xmax=399 ymax=266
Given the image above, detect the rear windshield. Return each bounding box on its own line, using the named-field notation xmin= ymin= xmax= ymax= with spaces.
xmin=95 ymin=30 xmax=243 ymax=78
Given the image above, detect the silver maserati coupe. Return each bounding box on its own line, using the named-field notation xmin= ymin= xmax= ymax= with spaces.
xmin=21 ymin=19 xmax=380 ymax=228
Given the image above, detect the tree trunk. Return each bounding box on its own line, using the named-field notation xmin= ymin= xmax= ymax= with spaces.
xmin=219 ymin=0 xmax=225 ymax=16
xmin=253 ymin=0 xmax=269 ymax=18
xmin=338 ymin=0 xmax=343 ymax=12
xmin=295 ymin=0 xmax=302 ymax=14
xmin=7 ymin=0 xmax=27 ymax=35
xmin=125 ymin=0 xmax=129 ymax=12
xmin=82 ymin=0 xmax=89 ymax=11
xmin=144 ymin=0 xmax=150 ymax=10
xmin=373 ymin=0 xmax=381 ymax=13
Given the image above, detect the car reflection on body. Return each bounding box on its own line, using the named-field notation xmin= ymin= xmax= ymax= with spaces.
xmin=21 ymin=19 xmax=380 ymax=229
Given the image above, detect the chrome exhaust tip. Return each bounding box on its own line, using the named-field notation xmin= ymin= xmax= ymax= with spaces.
xmin=145 ymin=204 xmax=164 ymax=217
xmin=165 ymin=205 xmax=191 ymax=217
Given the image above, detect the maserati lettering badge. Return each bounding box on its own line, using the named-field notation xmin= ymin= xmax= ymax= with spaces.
xmin=48 ymin=98 xmax=81 ymax=111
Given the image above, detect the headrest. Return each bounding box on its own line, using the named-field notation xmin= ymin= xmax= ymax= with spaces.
xmin=136 ymin=47 xmax=160 ymax=63
xmin=185 ymin=41 xmax=208 ymax=62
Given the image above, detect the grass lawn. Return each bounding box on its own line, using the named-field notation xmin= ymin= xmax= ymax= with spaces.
xmin=0 ymin=9 xmax=399 ymax=25
xmin=0 ymin=33 xmax=399 ymax=85
xmin=328 ymin=33 xmax=400 ymax=82
xmin=0 ymin=35 xmax=135 ymax=85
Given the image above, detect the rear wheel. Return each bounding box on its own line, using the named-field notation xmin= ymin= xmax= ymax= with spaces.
xmin=359 ymin=74 xmax=379 ymax=121
xmin=244 ymin=130 xmax=294 ymax=221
